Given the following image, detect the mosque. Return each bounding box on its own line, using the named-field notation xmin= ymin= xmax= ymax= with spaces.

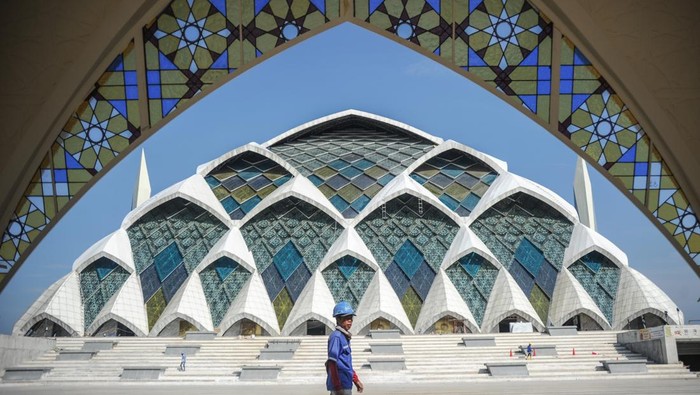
xmin=13 ymin=110 xmax=682 ymax=338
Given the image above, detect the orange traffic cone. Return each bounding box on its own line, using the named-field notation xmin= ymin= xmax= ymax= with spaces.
xmin=509 ymin=349 xmax=513 ymax=357
xmin=572 ymin=348 xmax=576 ymax=356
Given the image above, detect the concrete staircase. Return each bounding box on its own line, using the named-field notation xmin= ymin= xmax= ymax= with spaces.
xmin=2 ymin=331 xmax=694 ymax=384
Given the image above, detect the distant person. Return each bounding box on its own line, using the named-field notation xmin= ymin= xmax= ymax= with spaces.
xmin=526 ymin=343 xmax=533 ymax=360
xmin=180 ymin=352 xmax=186 ymax=371
xmin=326 ymin=301 xmax=364 ymax=394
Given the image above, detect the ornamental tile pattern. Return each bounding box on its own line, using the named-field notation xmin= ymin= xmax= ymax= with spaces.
xmin=445 ymin=252 xmax=499 ymax=325
xmin=80 ymin=257 xmax=130 ymax=330
xmin=199 ymin=256 xmax=252 ymax=326
xmin=470 ymin=192 xmax=573 ymax=323
xmin=454 ymin=0 xmax=553 ymax=121
xmin=322 ymin=256 xmax=375 ymax=309
xmin=356 ymin=194 xmax=459 ymax=323
xmin=240 ymin=196 xmax=342 ymax=326
xmin=126 ymin=197 xmax=228 ymax=330
xmin=568 ymin=251 xmax=620 ymax=323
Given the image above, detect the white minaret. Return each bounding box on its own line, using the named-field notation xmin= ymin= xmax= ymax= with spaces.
xmin=574 ymin=156 xmax=596 ymax=230
xmin=132 ymin=149 xmax=151 ymax=210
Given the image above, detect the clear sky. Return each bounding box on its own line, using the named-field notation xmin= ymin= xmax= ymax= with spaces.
xmin=1 ymin=23 xmax=697 ymax=333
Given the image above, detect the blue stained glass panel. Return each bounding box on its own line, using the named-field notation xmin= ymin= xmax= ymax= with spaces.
xmin=459 ymin=254 xmax=481 ymax=277
xmin=286 ymin=263 xmax=311 ymax=302
xmin=154 ymin=243 xmax=183 ymax=282
xmin=514 ymin=238 xmax=544 ymax=276
xmin=385 ymin=260 xmax=410 ymax=297
xmin=273 ymin=241 xmax=304 ymax=281
xmin=214 ymin=257 xmax=237 ymax=281
xmin=510 ymin=260 xmax=535 ymax=295
xmin=337 ymin=256 xmax=360 ymax=279
xmin=394 ymin=240 xmax=424 ymax=278
xmin=412 ymin=260 xmax=435 ymax=301
xmin=140 ymin=264 xmax=161 ymax=302
xmin=262 ymin=263 xmax=285 ymax=299
xmin=94 ymin=257 xmax=118 ymax=280
xmin=161 ymin=263 xmax=188 ymax=302
xmin=535 ymin=261 xmax=557 ymax=298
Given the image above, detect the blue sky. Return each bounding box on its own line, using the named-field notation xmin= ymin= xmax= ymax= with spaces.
xmin=1 ymin=23 xmax=697 ymax=333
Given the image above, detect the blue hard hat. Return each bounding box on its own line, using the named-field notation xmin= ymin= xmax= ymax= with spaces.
xmin=333 ymin=301 xmax=355 ymax=317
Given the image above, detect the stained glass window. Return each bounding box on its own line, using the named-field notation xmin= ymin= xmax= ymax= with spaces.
xmin=568 ymin=251 xmax=620 ymax=322
xmin=205 ymin=151 xmax=292 ymax=219
xmin=411 ymin=149 xmax=499 ymax=216
xmin=470 ymin=192 xmax=573 ymax=323
xmin=356 ymin=194 xmax=459 ymax=326
xmin=80 ymin=257 xmax=130 ymax=330
xmin=199 ymin=256 xmax=252 ymax=327
xmin=240 ymin=196 xmax=342 ymax=327
xmin=269 ymin=121 xmax=435 ymax=217
xmin=126 ymin=197 xmax=228 ymax=330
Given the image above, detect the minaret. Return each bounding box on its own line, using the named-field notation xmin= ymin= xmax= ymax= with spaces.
xmin=573 ymin=156 xmax=596 ymax=230
xmin=132 ymin=149 xmax=151 ymax=210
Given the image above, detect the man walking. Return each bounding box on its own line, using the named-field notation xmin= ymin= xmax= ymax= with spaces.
xmin=326 ymin=301 xmax=364 ymax=394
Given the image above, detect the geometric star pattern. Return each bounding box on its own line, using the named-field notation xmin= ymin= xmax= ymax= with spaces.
xmin=445 ymin=252 xmax=499 ymax=326
xmin=558 ymin=36 xmax=700 ymax=265
xmin=144 ymin=0 xmax=243 ymax=124
xmin=454 ymin=0 xmax=553 ymax=121
xmin=1 ymin=42 xmax=140 ymax=281
xmin=355 ymin=0 xmax=452 ymax=56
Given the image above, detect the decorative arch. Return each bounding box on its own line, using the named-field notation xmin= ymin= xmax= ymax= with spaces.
xmin=1 ymin=0 xmax=698 ymax=294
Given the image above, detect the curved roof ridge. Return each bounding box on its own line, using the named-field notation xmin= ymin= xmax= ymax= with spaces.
xmin=262 ymin=109 xmax=443 ymax=148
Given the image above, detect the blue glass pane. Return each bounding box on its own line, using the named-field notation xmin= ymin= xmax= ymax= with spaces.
xmin=262 ymin=264 xmax=285 ymax=299
xmin=240 ymin=195 xmax=262 ymax=213
xmin=582 ymin=253 xmax=602 ymax=272
xmin=354 ymin=159 xmax=374 ymax=170
xmin=308 ymin=174 xmax=324 ymax=186
xmin=329 ymin=159 xmax=349 ymax=170
xmin=286 ymin=263 xmax=311 ymax=302
xmin=222 ymin=176 xmax=245 ymax=191
xmin=154 ymin=243 xmax=184 ymax=282
xmin=330 ymin=195 xmax=350 ymax=212
xmin=140 ymin=264 xmax=160 ymax=302
xmin=221 ymin=196 xmax=239 ymax=213
xmin=162 ymin=263 xmax=188 ymax=302
xmin=350 ymin=194 xmax=371 ymax=212
xmin=337 ymin=256 xmax=359 ymax=279
xmin=514 ymin=238 xmax=544 ymax=276
xmin=510 ymin=260 xmax=534 ymax=295
xmin=385 ymin=260 xmax=410 ymax=297
xmin=340 ymin=166 xmax=362 ymax=179
xmin=459 ymin=253 xmax=482 ymax=277
xmin=273 ymin=241 xmax=304 ymax=281
xmin=535 ymin=260 xmax=557 ymax=298
xmin=93 ymin=257 xmax=118 ymax=281
xmin=273 ymin=174 xmax=292 ymax=186
xmin=461 ymin=193 xmax=480 ymax=211
xmin=394 ymin=240 xmax=424 ymax=279
xmin=412 ymin=260 xmax=435 ymax=301
xmin=214 ymin=256 xmax=238 ymax=281
xmin=439 ymin=194 xmax=460 ymax=211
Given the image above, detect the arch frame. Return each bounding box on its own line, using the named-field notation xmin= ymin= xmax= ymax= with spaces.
xmin=2 ymin=0 xmax=699 ymax=295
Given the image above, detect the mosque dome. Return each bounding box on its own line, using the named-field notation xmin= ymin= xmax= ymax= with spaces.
xmin=14 ymin=110 xmax=682 ymax=337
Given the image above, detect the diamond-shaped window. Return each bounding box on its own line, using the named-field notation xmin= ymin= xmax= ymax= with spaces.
xmin=394 ymin=240 xmax=424 ymax=278
xmin=273 ymin=241 xmax=304 ymax=281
